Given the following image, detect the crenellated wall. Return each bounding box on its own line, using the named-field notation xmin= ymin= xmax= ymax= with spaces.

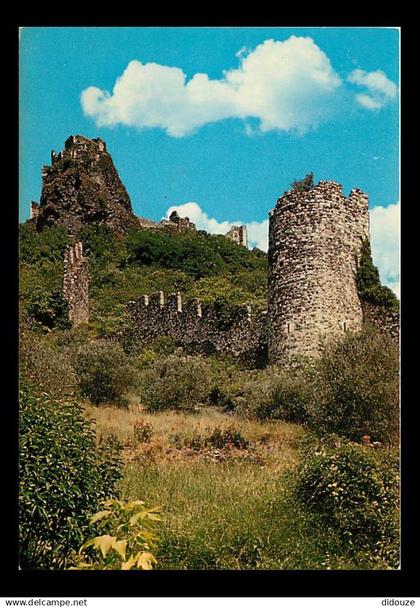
xmin=268 ymin=181 xmax=370 ymax=363
xmin=125 ymin=292 xmax=268 ymax=364
xmin=63 ymin=241 xmax=89 ymax=326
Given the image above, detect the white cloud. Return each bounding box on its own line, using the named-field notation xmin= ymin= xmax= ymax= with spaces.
xmin=348 ymin=69 xmax=398 ymax=110
xmin=81 ymin=36 xmax=341 ymax=137
xmin=355 ymin=93 xmax=383 ymax=110
xmin=164 ymin=202 xmax=269 ymax=251
xmin=165 ymin=200 xmax=400 ymax=298
xmin=369 ymin=202 xmax=400 ymax=297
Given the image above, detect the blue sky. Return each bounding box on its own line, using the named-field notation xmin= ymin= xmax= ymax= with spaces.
xmin=19 ymin=27 xmax=400 ymax=294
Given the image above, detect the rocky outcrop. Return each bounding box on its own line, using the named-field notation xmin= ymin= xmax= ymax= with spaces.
xmin=35 ymin=135 xmax=139 ymax=235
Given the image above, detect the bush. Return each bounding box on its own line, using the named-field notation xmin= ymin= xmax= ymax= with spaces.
xmin=19 ymin=316 xmax=77 ymax=398
xmin=310 ymin=328 xmax=399 ymax=444
xmin=291 ymin=172 xmax=314 ymax=192
xmin=170 ymin=425 xmax=250 ymax=451
xmin=295 ymin=441 xmax=399 ymax=567
xmin=133 ymin=420 xmax=153 ymax=444
xmin=24 ymin=287 xmax=71 ymax=330
xmin=19 ymin=380 xmax=122 ymax=569
xmin=74 ymin=340 xmax=136 ymax=405
xmin=255 ymin=367 xmax=314 ymax=423
xmin=140 ymin=354 xmax=212 ymax=411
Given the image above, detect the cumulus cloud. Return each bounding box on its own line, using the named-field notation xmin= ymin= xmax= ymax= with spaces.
xmin=348 ymin=69 xmax=398 ymax=110
xmin=165 ymin=202 xmax=269 ymax=251
xmin=369 ymin=202 xmax=400 ymax=297
xmin=165 ymin=200 xmax=400 ymax=297
xmin=81 ymin=36 xmax=342 ymax=136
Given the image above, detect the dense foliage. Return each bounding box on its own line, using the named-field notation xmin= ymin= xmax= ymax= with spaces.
xmin=310 ymin=328 xmax=399 ymax=444
xmin=74 ymin=340 xmax=136 ymax=405
xmin=356 ymin=239 xmax=399 ymax=311
xmin=20 ymin=222 xmax=268 ymax=335
xmin=295 ymin=440 xmax=399 ymax=568
xmin=19 ymin=380 xmax=122 ymax=569
xmin=140 ymin=353 xmax=212 ymax=411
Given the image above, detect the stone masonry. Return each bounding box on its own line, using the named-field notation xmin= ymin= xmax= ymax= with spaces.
xmin=225 ymin=225 xmax=248 ymax=247
xmin=267 ymin=181 xmax=370 ymax=363
xmin=125 ymin=292 xmax=268 ymax=365
xmin=63 ymin=241 xmax=89 ymax=326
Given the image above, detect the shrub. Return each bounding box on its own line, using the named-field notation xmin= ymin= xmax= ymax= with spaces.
xmin=295 ymin=442 xmax=399 ymax=567
xmin=310 ymin=328 xmax=399 ymax=444
xmin=133 ymin=420 xmax=153 ymax=444
xmin=25 ymin=287 xmax=71 ymax=330
xmin=291 ymin=172 xmax=314 ymax=192
xmin=19 ymin=380 xmax=122 ymax=569
xmin=19 ymin=316 xmax=77 ymax=398
xmin=140 ymin=354 xmax=212 ymax=412
xmin=170 ymin=425 xmax=250 ymax=451
xmin=255 ymin=367 xmax=314 ymax=423
xmin=74 ymin=340 xmax=136 ymax=405
xmin=72 ymin=498 xmax=160 ymax=570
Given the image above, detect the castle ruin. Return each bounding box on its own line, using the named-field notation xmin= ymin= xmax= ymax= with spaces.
xmin=225 ymin=225 xmax=248 ymax=248
xmin=267 ymin=181 xmax=370 ymax=363
xmin=41 ymin=135 xmax=396 ymax=363
xmin=63 ymin=241 xmax=89 ymax=326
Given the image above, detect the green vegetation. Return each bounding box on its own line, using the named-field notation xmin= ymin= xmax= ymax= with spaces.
xmin=308 ymin=328 xmax=399 ymax=444
xmin=291 ymin=172 xmax=315 ymax=192
xmin=139 ymin=353 xmax=212 ymax=412
xmin=19 ymin=380 xmax=122 ymax=569
xmin=296 ymin=439 xmax=399 ymax=568
xmin=20 ymin=222 xmax=267 ymax=335
xmin=18 ymin=219 xmax=400 ymax=570
xmin=356 ymin=239 xmax=399 ymax=311
xmin=74 ymin=340 xmax=136 ymax=406
xmin=72 ymin=498 xmax=160 ymax=570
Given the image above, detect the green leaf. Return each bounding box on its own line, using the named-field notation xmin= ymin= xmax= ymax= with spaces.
xmin=90 ymin=510 xmax=112 ymax=524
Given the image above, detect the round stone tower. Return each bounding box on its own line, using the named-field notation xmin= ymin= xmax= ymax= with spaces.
xmin=268 ymin=180 xmax=370 ymax=364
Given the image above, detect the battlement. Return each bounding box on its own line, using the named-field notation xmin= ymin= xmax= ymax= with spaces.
xmin=63 ymin=241 xmax=89 ymax=326
xmin=125 ymin=291 xmax=267 ymax=363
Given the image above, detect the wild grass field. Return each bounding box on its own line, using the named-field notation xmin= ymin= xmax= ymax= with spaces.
xmin=82 ymin=400 xmax=397 ymax=570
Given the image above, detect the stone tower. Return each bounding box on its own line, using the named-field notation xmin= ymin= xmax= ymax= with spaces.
xmin=268 ymin=180 xmax=369 ymax=363
xmin=63 ymin=241 xmax=89 ymax=326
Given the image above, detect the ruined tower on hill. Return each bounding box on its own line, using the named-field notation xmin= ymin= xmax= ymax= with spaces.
xmin=35 ymin=135 xmax=139 ymax=235
xmin=267 ymin=180 xmax=370 ymax=363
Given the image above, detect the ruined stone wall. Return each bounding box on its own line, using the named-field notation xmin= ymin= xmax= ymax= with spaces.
xmin=63 ymin=241 xmax=89 ymax=326
xmin=225 ymin=225 xmax=248 ymax=248
xmin=268 ymin=181 xmax=370 ymax=363
xmin=126 ymin=292 xmax=268 ymax=364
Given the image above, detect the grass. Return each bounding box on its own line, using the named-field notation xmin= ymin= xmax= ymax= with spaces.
xmin=83 ymin=400 xmax=365 ymax=570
